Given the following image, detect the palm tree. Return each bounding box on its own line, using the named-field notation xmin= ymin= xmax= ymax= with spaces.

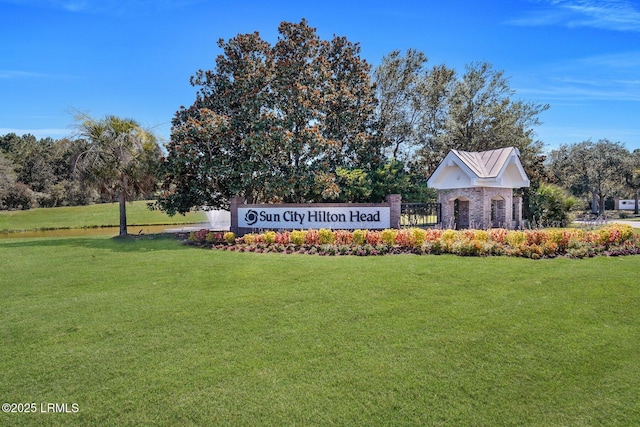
xmin=75 ymin=114 xmax=161 ymax=236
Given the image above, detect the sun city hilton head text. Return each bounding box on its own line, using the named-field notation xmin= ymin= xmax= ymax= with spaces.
xmin=238 ymin=207 xmax=391 ymax=229
xmin=256 ymin=210 xmax=380 ymax=225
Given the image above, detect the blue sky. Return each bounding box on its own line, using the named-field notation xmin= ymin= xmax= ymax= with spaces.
xmin=1 ymin=0 xmax=639 ymax=152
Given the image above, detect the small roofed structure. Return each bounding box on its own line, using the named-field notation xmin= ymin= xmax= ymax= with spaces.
xmin=427 ymin=147 xmax=530 ymax=229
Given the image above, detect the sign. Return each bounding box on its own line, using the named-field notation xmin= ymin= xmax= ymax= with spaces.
xmin=238 ymin=206 xmax=391 ymax=230
xmin=618 ymin=199 xmax=638 ymax=210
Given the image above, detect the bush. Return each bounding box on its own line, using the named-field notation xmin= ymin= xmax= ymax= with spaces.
xmin=506 ymin=230 xmax=526 ymax=247
xmin=334 ymin=230 xmax=353 ymax=245
xmin=197 ymin=224 xmax=639 ymax=259
xmin=0 ymin=182 xmax=36 ymax=210
xmin=528 ymin=183 xmax=576 ymax=227
xmin=365 ymin=231 xmax=381 ymax=245
xmin=305 ymin=229 xmax=320 ymax=245
xmin=290 ymin=230 xmax=306 ymax=246
xmin=352 ymin=229 xmax=366 ymax=245
xmin=263 ymin=231 xmax=276 ymax=244
xmin=223 ymin=232 xmax=236 ymax=244
xmin=318 ymin=228 xmax=335 ymax=245
xmin=380 ymin=229 xmax=397 ymax=245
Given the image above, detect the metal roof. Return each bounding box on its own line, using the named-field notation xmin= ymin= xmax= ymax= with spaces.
xmin=451 ymin=147 xmax=517 ymax=178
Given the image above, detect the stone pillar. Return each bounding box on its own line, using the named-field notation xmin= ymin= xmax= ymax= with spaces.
xmin=513 ymin=196 xmax=523 ymax=229
xmin=385 ymin=194 xmax=402 ymax=229
xmin=230 ymin=197 xmax=244 ymax=236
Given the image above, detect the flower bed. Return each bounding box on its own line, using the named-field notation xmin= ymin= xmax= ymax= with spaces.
xmin=186 ymin=224 xmax=640 ymax=259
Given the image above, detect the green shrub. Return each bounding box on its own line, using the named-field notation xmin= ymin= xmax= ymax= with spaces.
xmin=353 ymin=229 xmax=366 ymax=245
xmin=223 ymin=232 xmax=236 ymax=244
xmin=411 ymin=228 xmax=427 ymax=247
xmin=318 ymin=228 xmax=335 ymax=245
xmin=506 ymin=230 xmax=526 ymax=247
xmin=263 ymin=231 xmax=276 ymax=244
xmin=290 ymin=230 xmax=306 ymax=246
xmin=380 ymin=229 xmax=397 ymax=245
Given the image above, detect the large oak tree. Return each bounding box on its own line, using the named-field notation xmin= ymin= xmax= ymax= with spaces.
xmin=157 ymin=20 xmax=381 ymax=214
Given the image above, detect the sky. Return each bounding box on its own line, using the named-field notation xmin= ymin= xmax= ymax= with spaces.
xmin=1 ymin=0 xmax=639 ymax=152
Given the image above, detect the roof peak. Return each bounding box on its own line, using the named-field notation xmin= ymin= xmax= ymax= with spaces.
xmin=451 ymin=147 xmax=519 ymax=178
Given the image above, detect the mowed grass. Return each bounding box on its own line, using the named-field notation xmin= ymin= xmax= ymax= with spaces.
xmin=1 ymin=236 xmax=639 ymax=426
xmin=0 ymin=201 xmax=207 ymax=232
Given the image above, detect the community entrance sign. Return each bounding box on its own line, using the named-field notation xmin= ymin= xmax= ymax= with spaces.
xmin=230 ymin=195 xmax=401 ymax=236
xmin=238 ymin=206 xmax=390 ymax=230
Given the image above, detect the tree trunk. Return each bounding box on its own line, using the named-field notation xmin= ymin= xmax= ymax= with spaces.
xmin=635 ymin=189 xmax=639 ymax=215
xmin=119 ymin=191 xmax=128 ymax=236
xmin=591 ymin=190 xmax=599 ymax=215
xmin=598 ymin=193 xmax=606 ymax=215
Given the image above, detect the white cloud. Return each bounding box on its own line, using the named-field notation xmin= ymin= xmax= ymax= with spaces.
xmin=515 ymin=50 xmax=640 ymax=103
xmin=507 ymin=0 xmax=640 ymax=32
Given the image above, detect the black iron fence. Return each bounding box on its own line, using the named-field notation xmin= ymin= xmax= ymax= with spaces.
xmin=400 ymin=203 xmax=441 ymax=228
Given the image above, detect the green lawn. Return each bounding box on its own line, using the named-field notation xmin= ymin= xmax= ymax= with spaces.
xmin=1 ymin=235 xmax=639 ymax=426
xmin=0 ymin=201 xmax=207 ymax=232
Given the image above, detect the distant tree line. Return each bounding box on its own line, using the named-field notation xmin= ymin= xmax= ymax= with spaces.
xmin=0 ymin=133 xmax=94 ymax=210
xmin=0 ymin=122 xmax=160 ymax=216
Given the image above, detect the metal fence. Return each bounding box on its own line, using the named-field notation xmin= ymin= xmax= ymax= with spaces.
xmin=400 ymin=203 xmax=440 ymax=228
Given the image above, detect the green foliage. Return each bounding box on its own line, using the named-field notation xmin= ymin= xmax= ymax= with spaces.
xmin=318 ymin=228 xmax=335 ymax=245
xmin=0 ymin=133 xmax=96 ymax=210
xmin=380 ymin=229 xmax=397 ymax=245
xmin=548 ymin=140 xmax=631 ymax=214
xmin=290 ymin=230 xmax=307 ymax=246
xmin=157 ymin=19 xmax=381 ymax=214
xmin=528 ymin=183 xmax=576 ymax=227
xmin=74 ymin=115 xmax=161 ymax=235
xmin=352 ymin=229 xmax=366 ymax=245
xmin=374 ymin=53 xmax=548 ymax=178
xmin=332 ymin=168 xmax=372 ymax=202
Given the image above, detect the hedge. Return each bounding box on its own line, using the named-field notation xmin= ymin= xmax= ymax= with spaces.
xmin=187 ymin=224 xmax=640 ymax=259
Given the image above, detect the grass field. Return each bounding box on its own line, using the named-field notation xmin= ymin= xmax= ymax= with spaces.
xmin=0 ymin=201 xmax=207 ymax=232
xmin=1 ymin=235 xmax=639 ymax=426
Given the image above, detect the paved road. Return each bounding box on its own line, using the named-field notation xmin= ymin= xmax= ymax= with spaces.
xmin=574 ymin=219 xmax=640 ymax=229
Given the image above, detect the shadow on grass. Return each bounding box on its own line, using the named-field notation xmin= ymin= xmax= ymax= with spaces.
xmin=0 ymin=233 xmax=191 ymax=252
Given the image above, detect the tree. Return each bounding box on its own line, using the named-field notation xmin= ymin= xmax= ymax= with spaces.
xmin=374 ymin=55 xmax=549 ymax=179
xmin=157 ymin=20 xmax=380 ymax=214
xmin=75 ymin=115 xmax=161 ymax=236
xmin=0 ymin=133 xmax=95 ymax=208
xmin=548 ymin=140 xmax=630 ymax=215
xmin=374 ymin=50 xmax=455 ymax=166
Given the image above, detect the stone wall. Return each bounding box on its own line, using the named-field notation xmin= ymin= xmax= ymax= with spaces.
xmin=438 ymin=187 xmax=517 ymax=229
